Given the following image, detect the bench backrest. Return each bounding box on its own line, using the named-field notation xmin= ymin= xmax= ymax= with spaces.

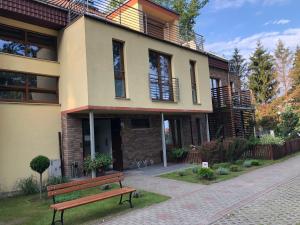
xmin=47 ymin=172 xmax=124 ymax=197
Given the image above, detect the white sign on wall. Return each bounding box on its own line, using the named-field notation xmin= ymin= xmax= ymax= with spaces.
xmin=202 ymin=162 xmax=209 ymax=168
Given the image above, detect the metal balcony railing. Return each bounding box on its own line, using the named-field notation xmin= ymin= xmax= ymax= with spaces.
xmin=44 ymin=0 xmax=204 ymax=51
xmin=149 ymin=74 xmax=179 ymax=102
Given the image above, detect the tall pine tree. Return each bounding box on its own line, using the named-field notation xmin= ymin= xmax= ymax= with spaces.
xmin=274 ymin=39 xmax=292 ymax=97
xmin=229 ymin=48 xmax=248 ymax=89
xmin=249 ymin=41 xmax=277 ymax=104
xmin=290 ymin=46 xmax=300 ymax=88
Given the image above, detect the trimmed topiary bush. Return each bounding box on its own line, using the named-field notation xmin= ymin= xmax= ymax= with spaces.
xmin=216 ymin=167 xmax=230 ymax=175
xmin=30 ymin=155 xmax=50 ymax=199
xmin=197 ymin=168 xmax=215 ymax=180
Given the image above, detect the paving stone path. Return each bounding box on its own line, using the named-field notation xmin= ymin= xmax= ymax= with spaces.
xmin=92 ymin=155 xmax=300 ymax=225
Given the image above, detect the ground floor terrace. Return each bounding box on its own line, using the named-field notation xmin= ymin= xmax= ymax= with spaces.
xmin=61 ymin=110 xmax=211 ymax=178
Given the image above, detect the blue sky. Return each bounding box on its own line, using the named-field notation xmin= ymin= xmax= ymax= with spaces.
xmin=196 ymin=0 xmax=300 ymax=59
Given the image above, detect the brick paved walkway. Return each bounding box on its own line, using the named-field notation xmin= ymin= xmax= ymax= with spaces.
xmin=92 ymin=155 xmax=300 ymax=225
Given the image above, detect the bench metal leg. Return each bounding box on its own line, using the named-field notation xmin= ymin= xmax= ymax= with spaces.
xmin=119 ymin=194 xmax=123 ymax=205
xmin=61 ymin=210 xmax=64 ymax=225
xmin=129 ymin=192 xmax=133 ymax=208
xmin=51 ymin=210 xmax=57 ymax=225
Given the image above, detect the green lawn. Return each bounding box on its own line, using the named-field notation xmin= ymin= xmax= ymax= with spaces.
xmin=0 ymin=184 xmax=169 ymax=225
xmin=160 ymin=151 xmax=300 ymax=185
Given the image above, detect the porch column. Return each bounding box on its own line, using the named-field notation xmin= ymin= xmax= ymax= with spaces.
xmin=206 ymin=114 xmax=210 ymax=142
xmin=161 ymin=112 xmax=167 ymax=167
xmin=89 ymin=111 xmax=96 ymax=178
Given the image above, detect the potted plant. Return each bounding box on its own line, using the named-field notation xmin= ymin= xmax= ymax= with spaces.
xmin=83 ymin=153 xmax=112 ymax=176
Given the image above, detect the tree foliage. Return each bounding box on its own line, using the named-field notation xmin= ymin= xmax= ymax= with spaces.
xmin=274 ymin=39 xmax=292 ymax=97
xmin=277 ymin=106 xmax=299 ymax=138
xmin=249 ymin=41 xmax=278 ymax=104
xmin=290 ymin=46 xmax=300 ymax=88
xmin=229 ymin=48 xmax=248 ymax=89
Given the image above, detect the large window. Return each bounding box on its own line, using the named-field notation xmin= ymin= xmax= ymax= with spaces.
xmin=0 ymin=24 xmax=57 ymax=61
xmin=190 ymin=60 xmax=197 ymax=103
xmin=149 ymin=50 xmax=173 ymax=101
xmin=0 ymin=71 xmax=58 ymax=103
xmin=112 ymin=40 xmax=126 ymax=98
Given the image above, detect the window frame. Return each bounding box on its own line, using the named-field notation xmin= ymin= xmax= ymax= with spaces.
xmin=0 ymin=70 xmax=59 ymax=104
xmin=148 ymin=50 xmax=173 ymax=102
xmin=112 ymin=40 xmax=126 ymax=98
xmin=0 ymin=23 xmax=57 ymax=61
xmin=190 ymin=60 xmax=198 ymax=103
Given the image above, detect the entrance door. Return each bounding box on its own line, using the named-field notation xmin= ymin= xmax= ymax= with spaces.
xmin=111 ymin=118 xmax=123 ymax=171
xmin=164 ymin=118 xmax=182 ymax=150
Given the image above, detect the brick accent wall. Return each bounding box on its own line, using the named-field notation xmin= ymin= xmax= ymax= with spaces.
xmin=61 ymin=114 xmax=83 ymax=177
xmin=121 ymin=115 xmax=162 ymax=169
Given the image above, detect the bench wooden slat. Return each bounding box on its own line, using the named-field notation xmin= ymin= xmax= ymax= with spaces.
xmin=48 ymin=176 xmax=124 ymax=197
xmin=51 ymin=187 xmax=136 ymax=211
xmin=47 ymin=172 xmax=124 ymax=192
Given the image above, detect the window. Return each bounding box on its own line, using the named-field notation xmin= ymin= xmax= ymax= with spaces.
xmin=0 ymin=24 xmax=57 ymax=61
xmin=149 ymin=50 xmax=173 ymax=101
xmin=112 ymin=40 xmax=126 ymax=98
xmin=0 ymin=71 xmax=58 ymax=103
xmin=190 ymin=60 xmax=197 ymax=103
xmin=131 ymin=119 xmax=150 ymax=129
xmin=210 ymin=78 xmax=220 ymax=89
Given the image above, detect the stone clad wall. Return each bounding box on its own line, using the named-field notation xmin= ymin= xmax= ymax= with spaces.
xmin=61 ymin=114 xmax=83 ymax=177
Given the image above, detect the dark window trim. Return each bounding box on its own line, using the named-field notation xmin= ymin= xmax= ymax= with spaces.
xmin=190 ymin=60 xmax=197 ymax=103
xmin=0 ymin=70 xmax=59 ymax=104
xmin=0 ymin=23 xmax=57 ymax=61
xmin=112 ymin=40 xmax=126 ymax=98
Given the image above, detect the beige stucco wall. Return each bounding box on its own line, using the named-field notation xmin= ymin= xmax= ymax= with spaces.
xmin=58 ymin=17 xmax=89 ymax=110
xmin=0 ymin=104 xmax=61 ymax=192
xmin=84 ymin=17 xmax=212 ymax=112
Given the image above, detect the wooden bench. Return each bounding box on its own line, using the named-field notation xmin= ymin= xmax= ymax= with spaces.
xmin=47 ymin=172 xmax=136 ymax=225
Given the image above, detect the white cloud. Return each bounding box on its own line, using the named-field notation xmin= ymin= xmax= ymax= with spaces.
xmin=264 ymin=19 xmax=291 ymax=26
xmin=206 ymin=28 xmax=300 ymax=59
xmin=211 ymin=0 xmax=288 ymax=10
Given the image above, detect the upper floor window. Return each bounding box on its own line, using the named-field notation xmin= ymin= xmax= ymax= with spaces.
xmin=149 ymin=50 xmax=173 ymax=101
xmin=0 ymin=70 xmax=58 ymax=103
xmin=0 ymin=24 xmax=57 ymax=61
xmin=190 ymin=60 xmax=197 ymax=103
xmin=112 ymin=40 xmax=126 ymax=98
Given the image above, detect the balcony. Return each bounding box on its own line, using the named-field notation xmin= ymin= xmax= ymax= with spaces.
xmin=211 ymin=86 xmax=253 ymax=109
xmin=44 ymin=0 xmax=204 ymax=51
xmin=149 ymin=74 xmax=179 ymax=102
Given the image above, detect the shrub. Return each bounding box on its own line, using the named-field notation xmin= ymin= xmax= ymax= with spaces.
xmin=178 ymin=171 xmax=187 ymax=177
xmin=30 ymin=155 xmax=50 ymax=199
xmin=235 ymin=159 xmax=244 ymax=165
xmin=225 ymin=138 xmax=249 ymax=162
xmin=259 ymin=134 xmax=285 ymax=146
xmin=212 ymin=162 xmax=231 ymax=169
xmin=216 ymin=167 xmax=230 ymax=175
xmin=243 ymin=160 xmax=252 ymax=167
xmin=230 ymin=165 xmax=240 ymax=172
xmin=47 ymin=176 xmax=69 ymax=186
xmin=247 ymin=136 xmax=260 ymax=148
xmin=197 ymin=168 xmax=215 ymax=180
xmin=251 ymin=160 xmax=260 ymax=166
xmin=101 ymin=184 xmax=111 ymax=190
xmin=17 ymin=176 xmax=39 ymax=195
xmin=83 ymin=153 xmax=112 ymax=172
xmin=171 ymin=148 xmax=188 ymax=160
xmin=192 ymin=167 xmax=199 ymax=174
xmin=133 ymin=191 xmax=143 ymax=198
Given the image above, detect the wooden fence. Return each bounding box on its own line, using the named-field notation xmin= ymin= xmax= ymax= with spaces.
xmin=243 ymin=138 xmax=300 ymax=160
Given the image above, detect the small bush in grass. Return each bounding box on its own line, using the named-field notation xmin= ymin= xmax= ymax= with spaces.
xmin=101 ymin=184 xmax=111 ymax=190
xmin=212 ymin=162 xmax=231 ymax=169
xmin=243 ymin=160 xmax=253 ymax=168
xmin=17 ymin=176 xmax=39 ymax=195
xmin=197 ymin=168 xmax=215 ymax=180
xmin=251 ymin=160 xmax=260 ymax=166
xmin=235 ymin=159 xmax=244 ymax=165
xmin=178 ymin=170 xmax=187 ymax=177
xmin=192 ymin=167 xmax=199 ymax=174
xmin=216 ymin=167 xmax=230 ymax=175
xmin=230 ymin=165 xmax=240 ymax=172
